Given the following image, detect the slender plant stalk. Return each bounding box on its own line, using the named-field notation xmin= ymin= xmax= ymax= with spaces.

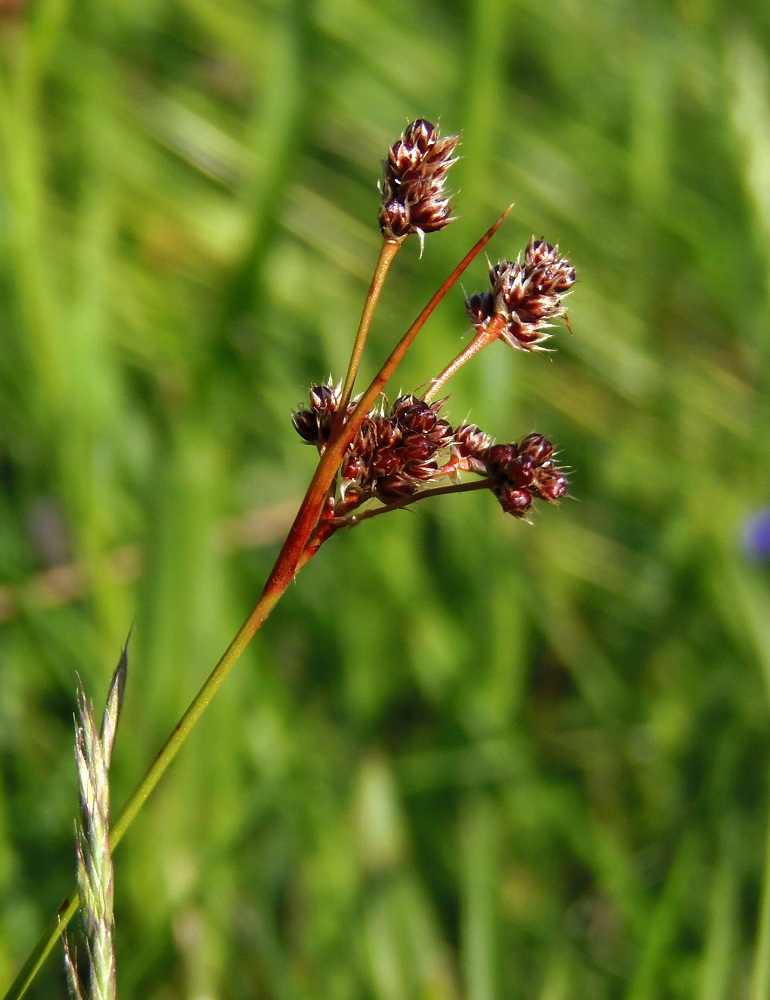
xmin=2 ymin=206 xmax=510 ymax=1000
xmin=337 ymin=238 xmax=401 ymax=411
xmin=340 ymin=208 xmax=512 ymax=436
xmin=337 ymin=478 xmax=494 ymax=525
xmin=750 ymin=798 xmax=770 ymax=1000
xmin=422 ymin=315 xmax=505 ymax=403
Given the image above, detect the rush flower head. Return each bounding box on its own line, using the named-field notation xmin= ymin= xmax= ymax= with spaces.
xmin=293 ymin=385 xmax=567 ymax=522
xmin=466 ymin=238 xmax=576 ymax=351
xmin=378 ymin=119 xmax=460 ymax=244
xmin=296 ymin=389 xmax=455 ymax=504
xmin=482 ymin=433 xmax=569 ymax=519
xmin=292 ymin=380 xmax=353 ymax=451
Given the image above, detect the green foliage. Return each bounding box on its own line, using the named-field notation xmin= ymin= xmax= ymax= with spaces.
xmin=2 ymin=0 xmax=770 ymax=997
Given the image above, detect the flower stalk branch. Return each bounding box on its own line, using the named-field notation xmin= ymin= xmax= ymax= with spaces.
xmin=422 ymin=315 xmax=506 ymax=403
xmin=337 ymin=237 xmax=401 ymax=414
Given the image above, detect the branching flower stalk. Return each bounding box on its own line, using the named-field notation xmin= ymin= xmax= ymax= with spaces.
xmin=338 ymin=119 xmax=460 ymax=417
xmin=424 ymin=238 xmax=576 ymax=402
xmin=62 ymin=644 xmax=128 ymax=1000
xmin=4 ymin=119 xmax=575 ymax=1000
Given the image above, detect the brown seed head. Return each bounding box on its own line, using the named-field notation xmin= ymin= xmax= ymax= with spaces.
xmin=518 ymin=432 xmax=554 ymax=464
xmin=451 ymin=423 xmax=493 ymax=459
xmin=293 ymin=387 xmax=569 ymax=523
xmin=497 ymin=485 xmax=533 ymax=517
xmin=465 ymin=290 xmax=495 ymax=329
xmin=379 ymin=119 xmax=460 ymax=243
xmin=292 ymin=381 xmax=343 ymax=448
xmin=293 ymin=380 xmax=361 ymax=453
xmin=467 ymin=238 xmax=575 ymax=351
xmin=482 ymin=433 xmax=568 ymax=518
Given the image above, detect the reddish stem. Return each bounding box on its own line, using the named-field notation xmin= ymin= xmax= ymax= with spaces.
xmin=422 ymin=314 xmax=506 ymax=403
xmin=337 ymin=238 xmax=402 ymax=413
xmin=336 ymin=478 xmax=495 ymax=526
xmin=257 ymin=205 xmax=513 ymax=609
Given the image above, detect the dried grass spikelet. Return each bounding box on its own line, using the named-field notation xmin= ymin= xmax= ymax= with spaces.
xmin=63 ymin=641 xmax=128 ymax=1000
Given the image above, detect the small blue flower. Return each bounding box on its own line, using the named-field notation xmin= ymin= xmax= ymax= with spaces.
xmin=742 ymin=508 xmax=770 ymax=562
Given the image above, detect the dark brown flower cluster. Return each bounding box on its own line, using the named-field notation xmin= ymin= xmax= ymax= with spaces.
xmin=466 ymin=238 xmax=576 ymax=351
xmin=484 ymin=434 xmax=569 ymax=518
xmin=291 ymin=381 xmax=351 ymax=452
xmin=293 ymin=385 xmax=568 ymax=519
xmin=294 ymin=385 xmax=453 ymax=502
xmin=378 ymin=119 xmax=460 ymax=243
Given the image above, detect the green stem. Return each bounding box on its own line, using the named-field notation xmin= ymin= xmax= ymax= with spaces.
xmin=8 ymin=585 xmax=286 ymax=1000
xmin=2 ymin=207 xmax=510 ymax=1000
xmin=750 ymin=789 xmax=770 ymax=1000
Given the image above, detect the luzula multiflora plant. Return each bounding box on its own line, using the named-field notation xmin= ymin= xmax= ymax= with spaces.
xmin=5 ymin=120 xmax=575 ymax=1000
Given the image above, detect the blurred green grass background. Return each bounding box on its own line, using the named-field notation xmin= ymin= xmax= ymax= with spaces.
xmin=2 ymin=0 xmax=770 ymax=996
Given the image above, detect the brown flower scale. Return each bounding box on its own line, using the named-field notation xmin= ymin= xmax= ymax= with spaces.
xmin=291 ymin=380 xmax=353 ymax=451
